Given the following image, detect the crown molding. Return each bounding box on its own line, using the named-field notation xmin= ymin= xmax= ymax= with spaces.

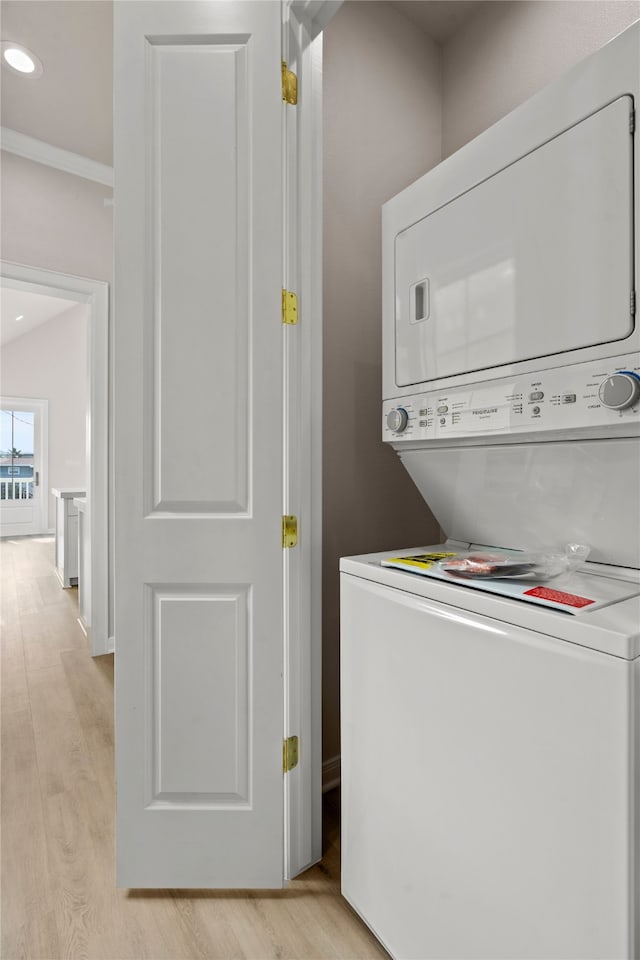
xmin=0 ymin=127 xmax=113 ymax=188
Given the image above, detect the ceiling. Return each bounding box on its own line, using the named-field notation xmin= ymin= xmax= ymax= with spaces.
xmin=0 ymin=287 xmax=80 ymax=346
xmin=392 ymin=1 xmax=483 ymax=43
xmin=0 ymin=0 xmax=481 ymax=168
xmin=0 ymin=0 xmax=113 ymax=164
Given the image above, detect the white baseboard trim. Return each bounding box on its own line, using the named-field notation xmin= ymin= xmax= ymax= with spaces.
xmin=322 ymin=754 xmax=341 ymax=793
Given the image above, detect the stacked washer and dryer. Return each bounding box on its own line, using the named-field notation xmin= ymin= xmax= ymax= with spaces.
xmin=340 ymin=21 xmax=640 ymax=960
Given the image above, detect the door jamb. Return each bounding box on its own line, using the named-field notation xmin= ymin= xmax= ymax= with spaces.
xmin=0 ymin=261 xmax=110 ymax=656
xmin=283 ymin=0 xmax=341 ymax=879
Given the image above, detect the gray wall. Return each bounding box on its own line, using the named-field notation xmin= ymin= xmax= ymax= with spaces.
xmin=323 ymin=0 xmax=640 ymax=772
xmin=442 ymin=0 xmax=640 ymax=157
xmin=322 ymin=1 xmax=443 ymax=769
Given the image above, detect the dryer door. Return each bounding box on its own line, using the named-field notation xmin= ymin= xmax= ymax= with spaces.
xmin=395 ymin=96 xmax=635 ymax=388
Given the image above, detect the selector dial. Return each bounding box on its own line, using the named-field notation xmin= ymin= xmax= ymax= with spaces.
xmin=598 ymin=372 xmax=640 ymax=410
xmin=386 ymin=407 xmax=409 ymax=433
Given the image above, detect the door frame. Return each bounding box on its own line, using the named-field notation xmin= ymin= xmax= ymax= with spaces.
xmin=283 ymin=0 xmax=341 ymax=878
xmin=0 ymin=261 xmax=110 ymax=656
xmin=0 ymin=396 xmax=48 ymax=536
xmin=283 ymin=2 xmax=322 ymax=879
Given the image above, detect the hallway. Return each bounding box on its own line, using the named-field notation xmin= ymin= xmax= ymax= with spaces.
xmin=0 ymin=537 xmax=387 ymax=960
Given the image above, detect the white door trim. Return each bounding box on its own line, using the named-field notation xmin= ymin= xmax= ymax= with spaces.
xmin=0 ymin=261 xmax=110 ymax=657
xmin=0 ymin=396 xmax=48 ymax=537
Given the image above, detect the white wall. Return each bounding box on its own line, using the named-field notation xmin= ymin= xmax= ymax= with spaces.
xmin=0 ymin=152 xmax=113 ymax=281
xmin=1 ymin=151 xmax=114 ymax=638
xmin=322 ymin=1 xmax=442 ymax=769
xmin=1 ymin=304 xmax=88 ymax=531
xmin=442 ymin=0 xmax=640 ymax=156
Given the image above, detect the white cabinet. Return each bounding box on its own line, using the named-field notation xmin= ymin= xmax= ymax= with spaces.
xmin=52 ymin=488 xmax=85 ymax=588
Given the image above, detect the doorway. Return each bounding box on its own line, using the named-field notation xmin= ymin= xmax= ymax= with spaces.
xmin=0 ymin=261 xmax=110 ymax=656
xmin=0 ymin=399 xmax=48 ymax=537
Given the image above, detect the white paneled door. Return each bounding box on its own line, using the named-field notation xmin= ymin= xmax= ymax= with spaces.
xmin=114 ymin=1 xmax=288 ymax=887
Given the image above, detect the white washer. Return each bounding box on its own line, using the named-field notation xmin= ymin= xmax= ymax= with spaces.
xmin=341 ymin=548 xmax=640 ymax=960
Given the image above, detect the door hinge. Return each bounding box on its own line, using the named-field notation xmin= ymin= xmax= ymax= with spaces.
xmin=632 ymin=289 xmax=637 ymax=316
xmin=630 ymin=110 xmax=636 ymax=134
xmin=282 ymin=61 xmax=298 ymax=105
xmin=282 ymin=289 xmax=298 ymax=325
xmin=282 ymin=515 xmax=298 ymax=548
xmin=283 ymin=735 xmax=299 ymax=772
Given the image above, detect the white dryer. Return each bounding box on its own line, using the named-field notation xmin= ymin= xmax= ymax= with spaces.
xmin=341 ymin=20 xmax=640 ymax=960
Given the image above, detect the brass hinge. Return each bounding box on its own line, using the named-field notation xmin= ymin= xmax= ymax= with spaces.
xmin=283 ymin=735 xmax=299 ymax=772
xmin=282 ymin=515 xmax=298 ymax=548
xmin=282 ymin=61 xmax=298 ymax=105
xmin=282 ymin=289 xmax=298 ymax=325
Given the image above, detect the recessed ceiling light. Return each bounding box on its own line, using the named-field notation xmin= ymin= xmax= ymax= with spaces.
xmin=1 ymin=42 xmax=43 ymax=78
xmin=15 ymin=315 xmax=24 ymax=322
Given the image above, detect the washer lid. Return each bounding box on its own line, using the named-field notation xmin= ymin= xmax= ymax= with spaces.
xmin=340 ymin=545 xmax=640 ymax=660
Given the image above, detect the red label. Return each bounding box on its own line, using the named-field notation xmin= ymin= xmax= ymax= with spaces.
xmin=524 ymin=586 xmax=595 ymax=608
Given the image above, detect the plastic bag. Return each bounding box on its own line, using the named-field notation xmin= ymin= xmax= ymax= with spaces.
xmin=437 ymin=543 xmax=590 ymax=582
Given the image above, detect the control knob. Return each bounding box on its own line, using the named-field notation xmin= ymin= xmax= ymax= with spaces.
xmin=386 ymin=407 xmax=409 ymax=433
xmin=598 ymin=371 xmax=640 ymax=410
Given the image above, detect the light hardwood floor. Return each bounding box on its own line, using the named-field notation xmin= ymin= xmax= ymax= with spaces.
xmin=1 ymin=537 xmax=387 ymax=960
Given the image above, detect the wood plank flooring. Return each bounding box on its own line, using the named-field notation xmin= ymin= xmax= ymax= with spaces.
xmin=1 ymin=537 xmax=387 ymax=960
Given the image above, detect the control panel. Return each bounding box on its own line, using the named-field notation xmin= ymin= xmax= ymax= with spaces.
xmin=383 ymin=354 xmax=640 ymax=442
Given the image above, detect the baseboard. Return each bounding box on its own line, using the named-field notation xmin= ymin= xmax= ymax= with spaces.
xmin=107 ymin=635 xmax=115 ymax=654
xmin=322 ymin=754 xmax=341 ymax=793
